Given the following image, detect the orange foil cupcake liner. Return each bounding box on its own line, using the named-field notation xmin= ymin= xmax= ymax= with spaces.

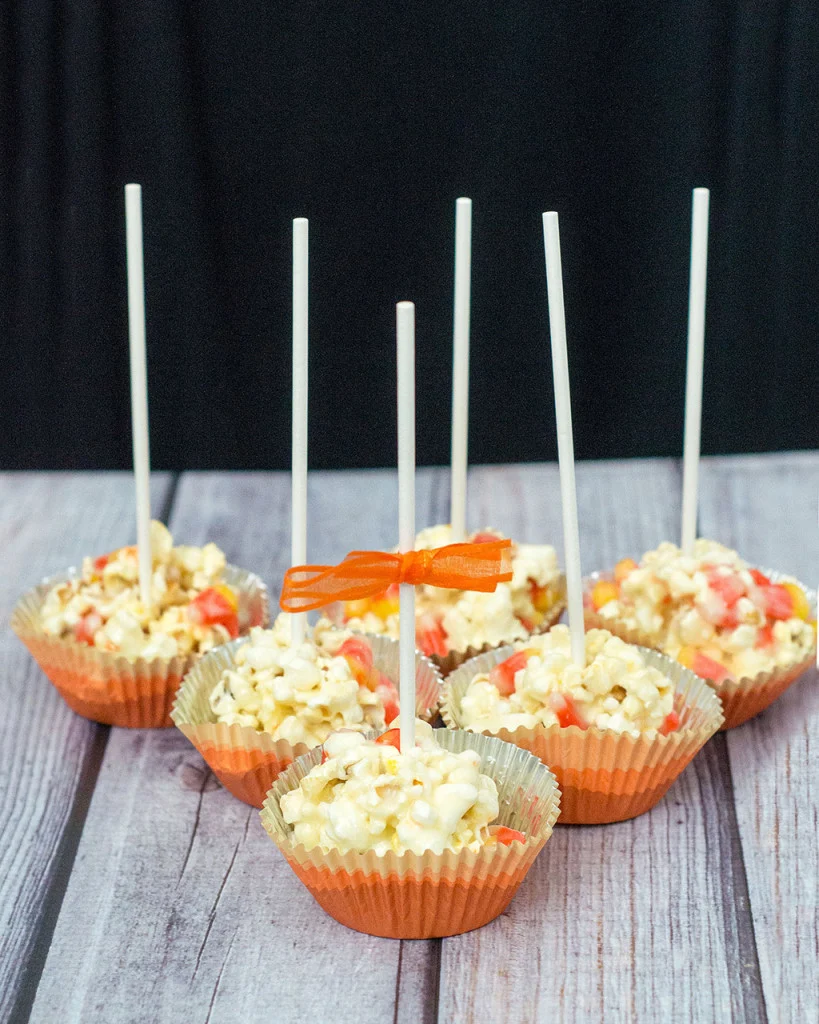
xmin=11 ymin=564 xmax=269 ymax=729
xmin=327 ymin=572 xmax=567 ymax=678
xmin=260 ymin=729 xmax=561 ymax=938
xmin=442 ymin=645 xmax=723 ymax=824
xmin=172 ymin=633 xmax=443 ymax=807
xmin=583 ymin=568 xmax=817 ymax=730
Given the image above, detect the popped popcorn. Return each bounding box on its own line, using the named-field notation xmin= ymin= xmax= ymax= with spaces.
xmin=343 ymin=524 xmax=562 ymax=657
xmin=459 ymin=626 xmax=676 ymax=739
xmin=589 ymin=540 xmax=815 ymax=682
xmin=209 ymin=614 xmax=396 ymax=747
xmin=40 ymin=521 xmax=237 ymax=659
xmin=280 ymin=721 xmax=511 ymax=855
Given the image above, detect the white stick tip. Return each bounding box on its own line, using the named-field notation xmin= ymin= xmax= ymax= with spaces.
xmin=456 ymin=197 xmax=471 ymax=207
xmin=397 ymin=300 xmax=415 ymax=312
xmin=543 ymin=211 xmax=558 ymax=224
xmin=125 ymin=183 xmax=141 ymax=195
xmin=693 ymin=187 xmax=710 ymax=198
xmin=293 ymin=216 xmax=308 ymax=226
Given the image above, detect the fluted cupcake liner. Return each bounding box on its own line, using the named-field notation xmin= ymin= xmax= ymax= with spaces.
xmin=326 ymin=572 xmax=567 ymax=678
xmin=583 ymin=568 xmax=817 ymax=730
xmin=11 ymin=564 xmax=269 ymax=729
xmin=171 ymin=633 xmax=443 ymax=807
xmin=442 ymin=645 xmax=723 ymax=824
xmin=260 ymin=728 xmax=561 ymax=938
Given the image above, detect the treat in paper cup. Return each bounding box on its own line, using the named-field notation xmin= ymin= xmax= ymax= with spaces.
xmin=260 ymin=726 xmax=561 ymax=939
xmin=12 ymin=562 xmax=269 ymax=729
xmin=442 ymin=632 xmax=724 ymax=824
xmin=327 ymin=523 xmax=566 ymax=676
xmin=426 ymin=589 xmax=565 ymax=677
xmin=172 ymin=625 xmax=443 ymax=807
xmin=583 ymin=545 xmax=816 ymax=730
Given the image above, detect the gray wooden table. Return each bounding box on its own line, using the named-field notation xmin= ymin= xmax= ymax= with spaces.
xmin=1 ymin=454 xmax=816 ymax=1024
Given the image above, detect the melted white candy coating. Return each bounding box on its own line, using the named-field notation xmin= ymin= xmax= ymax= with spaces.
xmin=280 ymin=721 xmax=502 ymax=855
xmin=40 ymin=520 xmax=233 ymax=658
xmin=344 ymin=524 xmax=561 ymax=654
xmin=597 ymin=540 xmax=814 ymax=678
xmin=460 ymin=626 xmax=675 ymax=739
xmin=209 ymin=614 xmax=388 ymax=746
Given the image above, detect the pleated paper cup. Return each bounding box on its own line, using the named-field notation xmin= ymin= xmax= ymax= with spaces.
xmin=327 ymin=572 xmax=567 ymax=678
xmin=171 ymin=633 xmax=443 ymax=808
xmin=11 ymin=565 xmax=269 ymax=729
xmin=442 ymin=645 xmax=723 ymax=825
xmin=260 ymin=729 xmax=561 ymax=939
xmin=583 ymin=569 xmax=817 ymax=731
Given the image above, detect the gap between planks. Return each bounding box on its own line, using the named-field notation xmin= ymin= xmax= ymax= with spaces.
xmin=26 ymin=470 xmax=447 ymax=1024
xmin=394 ymin=471 xmax=448 ymax=1024
xmin=12 ymin=463 xmax=802 ymax=1023
xmin=9 ymin=728 xmax=110 ymax=1024
xmin=9 ymin=473 xmax=182 ymax=1024
xmin=693 ymin=464 xmax=766 ymax=1024
xmin=700 ymin=453 xmax=819 ymax=1024
xmin=0 ymin=473 xmax=177 ymax=1023
xmin=435 ymin=458 xmax=770 ymax=1024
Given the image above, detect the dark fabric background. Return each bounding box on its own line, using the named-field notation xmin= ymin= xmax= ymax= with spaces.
xmin=1 ymin=2 xmax=817 ymax=471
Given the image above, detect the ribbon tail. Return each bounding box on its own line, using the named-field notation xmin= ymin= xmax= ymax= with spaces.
xmin=280 ymin=552 xmax=403 ymax=612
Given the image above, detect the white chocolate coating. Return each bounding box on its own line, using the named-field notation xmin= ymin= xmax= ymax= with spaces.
xmin=344 ymin=525 xmax=561 ymax=655
xmin=597 ymin=540 xmax=815 ymax=679
xmin=40 ymin=520 xmax=234 ymax=659
xmin=280 ymin=722 xmax=501 ymax=855
xmin=209 ymin=614 xmax=388 ymax=746
xmin=460 ymin=626 xmax=675 ymax=739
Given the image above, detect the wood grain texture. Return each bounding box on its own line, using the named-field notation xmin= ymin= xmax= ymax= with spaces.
xmin=700 ymin=452 xmax=819 ymax=1024
xmin=14 ymin=460 xmax=813 ymax=1023
xmin=0 ymin=472 xmax=172 ymax=1022
xmin=30 ymin=469 xmax=447 ymax=1024
xmin=438 ymin=459 xmax=767 ymax=1024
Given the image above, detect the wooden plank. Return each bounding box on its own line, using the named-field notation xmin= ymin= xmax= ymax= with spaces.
xmin=438 ymin=458 xmax=767 ymax=1023
xmin=30 ymin=469 xmax=447 ymax=1024
xmin=0 ymin=472 xmax=173 ymax=1023
xmin=699 ymin=452 xmax=819 ymax=1024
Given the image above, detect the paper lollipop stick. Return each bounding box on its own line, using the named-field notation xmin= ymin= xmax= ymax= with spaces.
xmin=542 ymin=212 xmax=584 ymax=666
xmin=291 ymin=218 xmax=309 ymax=646
xmin=681 ymin=187 xmax=710 ymax=554
xmin=124 ymin=184 xmax=152 ymax=609
xmin=450 ymin=197 xmax=472 ymax=542
xmin=396 ymin=301 xmax=416 ymax=751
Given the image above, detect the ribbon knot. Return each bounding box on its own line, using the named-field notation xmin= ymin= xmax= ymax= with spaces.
xmin=400 ymin=548 xmax=435 ymax=586
xmin=280 ymin=539 xmax=513 ymax=613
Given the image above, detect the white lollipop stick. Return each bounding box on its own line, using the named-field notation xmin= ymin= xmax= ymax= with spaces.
xmin=291 ymin=218 xmax=309 ymax=647
xmin=397 ymin=301 xmax=416 ymax=751
xmin=450 ymin=197 xmax=472 ymax=542
xmin=124 ymin=184 xmax=152 ymax=609
xmin=542 ymin=212 xmax=584 ymax=666
xmin=681 ymin=187 xmax=710 ymax=554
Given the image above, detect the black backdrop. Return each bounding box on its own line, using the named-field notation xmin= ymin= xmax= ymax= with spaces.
xmin=2 ymin=2 xmax=817 ymax=471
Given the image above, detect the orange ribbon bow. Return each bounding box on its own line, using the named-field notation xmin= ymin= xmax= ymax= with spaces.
xmin=279 ymin=539 xmax=513 ymax=613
